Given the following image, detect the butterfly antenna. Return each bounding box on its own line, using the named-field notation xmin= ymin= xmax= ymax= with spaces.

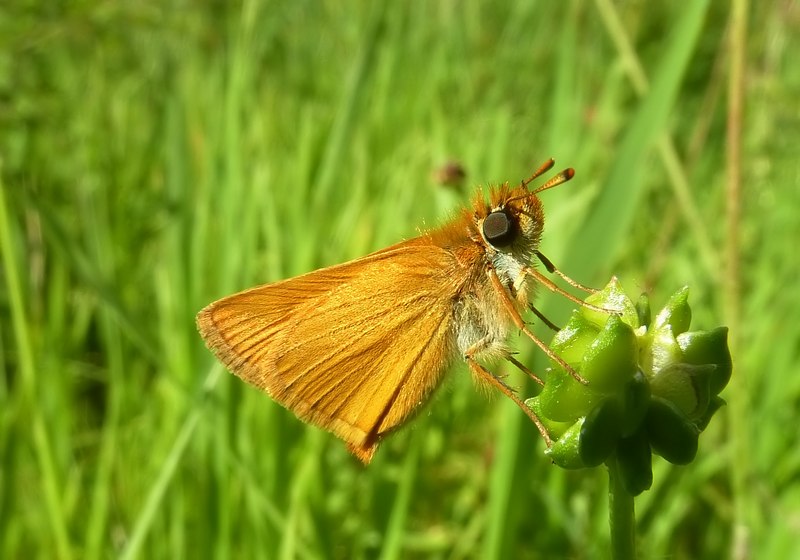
xmin=520 ymin=159 xmax=556 ymax=189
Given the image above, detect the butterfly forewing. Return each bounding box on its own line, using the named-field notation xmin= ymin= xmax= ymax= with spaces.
xmin=197 ymin=237 xmax=465 ymax=462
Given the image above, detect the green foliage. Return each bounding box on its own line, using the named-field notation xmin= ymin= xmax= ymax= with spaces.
xmin=1 ymin=1 xmax=799 ymax=558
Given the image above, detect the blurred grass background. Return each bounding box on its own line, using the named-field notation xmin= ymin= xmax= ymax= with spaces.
xmin=1 ymin=0 xmax=798 ymax=558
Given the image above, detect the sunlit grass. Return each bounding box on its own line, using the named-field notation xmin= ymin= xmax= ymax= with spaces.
xmin=2 ymin=1 xmax=799 ymax=558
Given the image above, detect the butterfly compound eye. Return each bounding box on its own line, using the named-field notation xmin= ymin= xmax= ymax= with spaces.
xmin=482 ymin=210 xmax=515 ymax=247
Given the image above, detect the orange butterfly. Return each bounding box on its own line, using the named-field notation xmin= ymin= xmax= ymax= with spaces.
xmin=198 ymin=160 xmax=594 ymax=463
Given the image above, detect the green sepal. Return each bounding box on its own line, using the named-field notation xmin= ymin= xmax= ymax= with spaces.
xmin=695 ymin=395 xmax=726 ymax=431
xmin=550 ymin=311 xmax=600 ymax=365
xmin=579 ymin=398 xmax=624 ymax=467
xmin=677 ymin=327 xmax=732 ymax=395
xmin=647 ymin=324 xmax=683 ymax=378
xmin=652 ymin=286 xmax=691 ymax=336
xmin=583 ymin=277 xmax=640 ymax=329
xmin=538 ymin=367 xmax=602 ymax=423
xmin=613 ymin=428 xmax=653 ymax=496
xmin=685 ymin=363 xmax=715 ymax=420
xmin=644 ymin=397 xmax=699 ymax=465
xmin=545 ymin=418 xmax=587 ymax=469
xmin=650 ymin=362 xmax=715 ymax=419
xmin=580 ymin=314 xmax=638 ymax=393
xmin=620 ymin=370 xmax=651 ymax=437
xmin=525 ymin=396 xmax=572 ymax=440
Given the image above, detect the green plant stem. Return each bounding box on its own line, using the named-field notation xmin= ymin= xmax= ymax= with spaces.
xmin=607 ymin=457 xmax=636 ymax=560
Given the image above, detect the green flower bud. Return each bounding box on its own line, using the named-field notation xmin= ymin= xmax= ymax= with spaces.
xmin=534 ymin=279 xmax=730 ymax=483
xmin=546 ymin=417 xmax=586 ymax=469
xmin=695 ymin=395 xmax=726 ymax=431
xmin=550 ymin=311 xmax=600 ymax=365
xmin=645 ymin=397 xmax=699 ymax=465
xmin=583 ymin=277 xmax=640 ymax=329
xmin=580 ymin=315 xmax=638 ymax=393
xmin=579 ymin=397 xmax=624 ymax=467
xmin=525 ymin=396 xmax=572 ymax=440
xmin=677 ymin=327 xmax=732 ymax=395
xmin=620 ymin=370 xmax=650 ymax=437
xmin=649 ymin=362 xmax=714 ymax=418
xmin=538 ymin=366 xmax=602 ymax=422
xmin=652 ymin=286 xmax=691 ymax=335
xmin=645 ymin=324 xmax=683 ymax=379
xmin=613 ymin=429 xmax=653 ymax=496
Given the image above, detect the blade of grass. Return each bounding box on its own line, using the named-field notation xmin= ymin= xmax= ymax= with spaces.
xmin=565 ymin=0 xmax=711 ymax=277
xmin=481 ymin=398 xmax=523 ymax=560
xmin=119 ymin=365 xmax=223 ymax=560
xmin=83 ymin=184 xmax=126 ymax=560
xmin=311 ymin=2 xmax=384 ymax=214
xmin=378 ymin=432 xmax=421 ymax=560
xmin=0 ymin=174 xmax=72 ymax=558
xmin=594 ymin=0 xmax=719 ymax=281
xmin=21 ymin=192 xmax=160 ymax=364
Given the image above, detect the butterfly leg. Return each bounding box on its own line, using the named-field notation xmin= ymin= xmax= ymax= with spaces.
xmin=488 ymin=268 xmax=589 ymax=385
xmin=533 ymin=250 xmax=598 ymax=293
xmin=464 ymin=351 xmax=552 ymax=446
xmin=527 ymin=302 xmax=560 ymax=331
xmin=521 ymin=264 xmax=610 ymax=314
xmin=505 ymin=354 xmax=544 ymax=386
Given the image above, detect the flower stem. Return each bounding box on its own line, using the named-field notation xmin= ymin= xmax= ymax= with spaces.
xmin=607 ymin=455 xmax=636 ymax=560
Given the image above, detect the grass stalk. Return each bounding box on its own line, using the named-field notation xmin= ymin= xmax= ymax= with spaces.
xmin=725 ymin=0 xmax=750 ymax=558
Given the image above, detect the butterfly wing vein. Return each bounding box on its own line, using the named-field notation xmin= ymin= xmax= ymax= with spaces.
xmin=197 ymin=240 xmax=466 ymax=462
